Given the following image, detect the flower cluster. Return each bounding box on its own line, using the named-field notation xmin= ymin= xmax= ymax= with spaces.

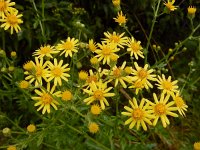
xmin=0 ymin=0 xmax=23 ymax=34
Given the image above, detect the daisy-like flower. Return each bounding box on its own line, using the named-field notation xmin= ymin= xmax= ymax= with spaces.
xmin=88 ymin=39 xmax=97 ymax=53
xmin=7 ymin=145 xmax=16 ymax=150
xmin=46 ymin=58 xmax=70 ymax=86
xmin=27 ymin=124 xmax=36 ymax=133
xmin=95 ymin=42 xmax=119 ymax=65
xmin=0 ymin=9 xmax=23 ymax=34
xmin=194 ymin=142 xmax=200 ymax=150
xmin=146 ymin=93 xmax=178 ymax=128
xmin=172 ymin=92 xmax=188 ymax=116
xmin=112 ymin=0 xmax=120 ymax=6
xmin=88 ymin=122 xmax=99 ymax=134
xmin=62 ymin=90 xmax=73 ymax=101
xmin=83 ymin=80 xmax=115 ymax=110
xmin=156 ymin=74 xmax=179 ymax=95
xmin=56 ymin=37 xmax=79 ymax=57
xmin=103 ymin=31 xmax=128 ymax=49
xmin=24 ymin=57 xmax=49 ymax=86
xmin=0 ymin=0 xmax=15 ymax=18
xmin=31 ymin=83 xmax=61 ymax=114
xmin=129 ymin=80 xmax=145 ymax=95
xmin=121 ymin=98 xmax=154 ymax=131
xmin=187 ymin=6 xmax=196 ymax=15
xmin=164 ymin=0 xmax=177 ymax=12
xmin=113 ymin=11 xmax=127 ymax=26
xmin=131 ymin=62 xmax=156 ymax=89
xmin=105 ymin=61 xmax=132 ymax=88
xmin=127 ymin=37 xmax=144 ymax=60
xmin=83 ymin=69 xmax=104 ymax=89
xmin=33 ymin=45 xmax=58 ymax=59
xmin=91 ymin=104 xmax=101 ymax=115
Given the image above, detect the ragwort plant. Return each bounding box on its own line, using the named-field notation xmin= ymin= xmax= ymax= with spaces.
xmin=0 ymin=0 xmax=200 ymax=149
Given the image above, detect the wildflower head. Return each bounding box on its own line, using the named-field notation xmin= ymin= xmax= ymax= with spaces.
xmin=19 ymin=80 xmax=29 ymax=89
xmin=27 ymin=124 xmax=36 ymax=133
xmin=90 ymin=57 xmax=99 ymax=65
xmin=79 ymin=70 xmax=88 ymax=81
xmin=10 ymin=51 xmax=16 ymax=58
xmin=8 ymin=66 xmax=14 ymax=72
xmin=91 ymin=104 xmax=101 ymax=115
xmin=194 ymin=142 xmax=200 ymax=150
xmin=23 ymin=61 xmax=34 ymax=71
xmin=113 ymin=11 xmax=127 ymax=26
xmin=88 ymin=39 xmax=97 ymax=52
xmin=88 ymin=122 xmax=99 ymax=134
xmin=124 ymin=66 xmax=132 ymax=75
xmin=188 ymin=6 xmax=196 ymax=15
xmin=164 ymin=0 xmax=177 ymax=12
xmin=112 ymin=0 xmax=120 ymax=6
xmin=2 ymin=127 xmax=11 ymax=137
xmin=62 ymin=90 xmax=73 ymax=101
xmin=7 ymin=145 xmax=16 ymax=150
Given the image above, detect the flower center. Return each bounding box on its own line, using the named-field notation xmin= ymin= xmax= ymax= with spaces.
xmin=113 ymin=68 xmax=121 ymax=77
xmin=40 ymin=47 xmax=51 ymax=54
xmin=118 ymin=16 xmax=126 ymax=24
xmin=63 ymin=41 xmax=73 ymax=50
xmin=102 ymin=46 xmax=111 ymax=56
xmin=35 ymin=67 xmax=43 ymax=77
xmin=154 ymin=103 xmax=166 ymax=115
xmin=138 ymin=69 xmax=147 ymax=79
xmin=52 ymin=67 xmax=62 ymax=77
xmin=89 ymin=43 xmax=96 ymax=52
xmin=162 ymin=81 xmax=172 ymax=90
xmin=131 ymin=42 xmax=140 ymax=52
xmin=7 ymin=14 xmax=18 ymax=25
xmin=166 ymin=3 xmax=174 ymax=10
xmin=93 ymin=90 xmax=103 ymax=100
xmin=132 ymin=108 xmax=144 ymax=120
xmin=175 ymin=96 xmax=185 ymax=107
xmin=41 ymin=93 xmax=53 ymax=104
xmin=87 ymin=75 xmax=98 ymax=83
xmin=0 ymin=2 xmax=6 ymax=11
xmin=110 ymin=35 xmax=120 ymax=43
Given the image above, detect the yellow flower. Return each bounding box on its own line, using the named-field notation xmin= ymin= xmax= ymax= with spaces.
xmin=122 ymin=98 xmax=154 ymax=131
xmin=32 ymin=83 xmax=61 ymax=114
xmin=7 ymin=145 xmax=16 ymax=150
xmin=91 ymin=104 xmax=101 ymax=115
xmin=113 ymin=11 xmax=127 ymax=26
xmin=105 ymin=61 xmax=132 ymax=88
xmin=156 ymin=74 xmax=179 ymax=95
xmin=0 ymin=9 xmax=23 ymax=34
xmin=172 ymin=92 xmax=188 ymax=116
xmin=47 ymin=58 xmax=70 ymax=86
xmin=62 ymin=90 xmax=73 ymax=101
xmin=129 ymin=80 xmax=145 ymax=95
xmin=23 ymin=61 xmax=34 ymax=71
xmin=103 ymin=31 xmax=128 ymax=49
xmin=146 ymin=93 xmax=178 ymax=128
xmin=127 ymin=37 xmax=144 ymax=59
xmin=164 ymin=0 xmax=177 ymax=12
xmin=33 ymin=45 xmax=58 ymax=59
xmin=95 ymin=42 xmax=119 ymax=65
xmin=79 ymin=70 xmax=88 ymax=81
xmin=10 ymin=51 xmax=16 ymax=57
xmin=88 ymin=122 xmax=99 ymax=134
xmin=24 ymin=57 xmax=49 ymax=86
xmin=56 ymin=37 xmax=79 ymax=57
xmin=88 ymin=39 xmax=97 ymax=52
xmin=27 ymin=124 xmax=36 ymax=133
xmin=112 ymin=0 xmax=120 ymax=6
xmin=194 ymin=142 xmax=200 ymax=150
xmin=90 ymin=57 xmax=99 ymax=65
xmin=187 ymin=6 xmax=196 ymax=15
xmin=0 ymin=0 xmax=15 ymax=18
xmin=19 ymin=80 xmax=29 ymax=89
xmin=83 ymin=81 xmax=115 ymax=110
xmin=131 ymin=62 xmax=156 ymax=89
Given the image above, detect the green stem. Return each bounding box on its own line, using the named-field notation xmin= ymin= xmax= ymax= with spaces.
xmin=145 ymin=0 xmax=161 ymax=64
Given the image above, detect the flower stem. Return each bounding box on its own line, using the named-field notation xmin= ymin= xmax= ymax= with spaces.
xmin=145 ymin=0 xmax=161 ymax=64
